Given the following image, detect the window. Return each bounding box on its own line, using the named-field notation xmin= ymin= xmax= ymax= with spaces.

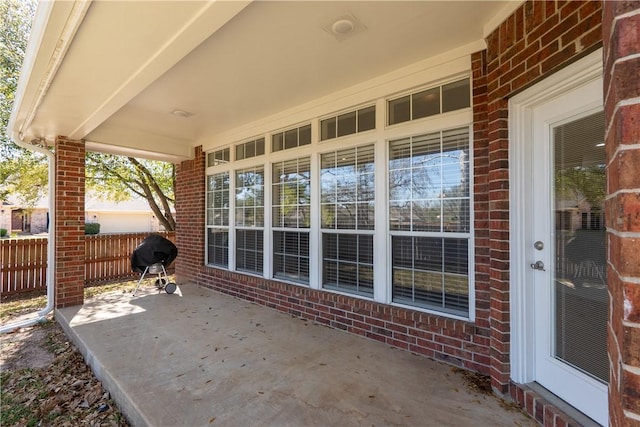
xmin=272 ymin=124 xmax=311 ymax=152
xmin=203 ymin=75 xmax=473 ymax=319
xmin=235 ymin=166 xmax=264 ymax=274
xmin=207 ymin=148 xmax=230 ymax=167
xmin=206 ymin=172 xmax=230 ymax=267
xmin=323 ymin=234 xmax=373 ymax=297
xmin=388 ymin=78 xmax=470 ymax=125
xmin=320 ymin=106 xmax=376 ymax=141
xmin=321 ymin=145 xmax=375 ymax=297
xmin=321 ymin=145 xmax=375 ymax=230
xmin=236 ymin=138 xmax=265 ymax=161
xmin=273 ymin=231 xmax=309 ymax=284
xmin=442 ymin=79 xmax=471 ymax=113
xmin=392 ymin=236 xmax=468 ymax=313
xmin=236 ymin=229 xmax=263 ymax=273
xmin=388 ymin=127 xmax=471 ymax=315
xmin=389 ymin=129 xmax=470 ymax=232
xmin=207 ymin=229 xmax=229 ymax=268
xmin=272 ymin=157 xmax=311 ymax=283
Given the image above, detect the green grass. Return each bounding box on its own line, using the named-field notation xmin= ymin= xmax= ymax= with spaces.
xmin=0 ymin=294 xmax=47 ymax=320
xmin=0 ymin=370 xmax=47 ymax=427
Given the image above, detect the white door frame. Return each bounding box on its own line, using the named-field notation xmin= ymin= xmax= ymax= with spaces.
xmin=508 ymin=48 xmax=605 ymax=410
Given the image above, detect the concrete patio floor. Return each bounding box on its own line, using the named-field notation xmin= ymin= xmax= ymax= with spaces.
xmin=56 ymin=284 xmax=536 ymax=427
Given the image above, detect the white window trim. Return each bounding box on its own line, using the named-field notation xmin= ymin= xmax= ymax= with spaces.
xmin=203 ymin=67 xmax=475 ymax=320
xmin=271 ymin=155 xmax=313 ymax=286
xmin=204 ymin=168 xmax=232 ymax=269
xmin=318 ymin=143 xmax=377 ymax=298
xmin=385 ymin=125 xmax=475 ymax=321
xmin=234 ymin=166 xmax=266 ymax=275
xmin=385 ymin=74 xmax=472 ymax=129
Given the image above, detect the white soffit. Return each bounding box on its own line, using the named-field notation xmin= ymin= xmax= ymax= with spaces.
xmin=18 ymin=1 xmax=512 ymax=161
xmin=23 ymin=0 xmax=249 ymax=160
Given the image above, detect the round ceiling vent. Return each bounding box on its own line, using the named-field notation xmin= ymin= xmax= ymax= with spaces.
xmin=331 ymin=19 xmax=354 ymax=35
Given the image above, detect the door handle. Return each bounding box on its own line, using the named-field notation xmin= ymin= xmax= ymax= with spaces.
xmin=530 ymin=260 xmax=545 ymax=271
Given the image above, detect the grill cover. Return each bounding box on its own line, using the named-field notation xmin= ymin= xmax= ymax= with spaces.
xmin=131 ymin=234 xmax=178 ymax=273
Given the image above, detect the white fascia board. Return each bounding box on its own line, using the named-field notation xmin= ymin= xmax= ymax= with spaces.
xmin=8 ymin=1 xmax=88 ymax=143
xmin=85 ymin=137 xmax=192 ymax=164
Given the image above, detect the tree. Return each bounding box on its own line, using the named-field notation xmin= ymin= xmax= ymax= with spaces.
xmin=86 ymin=153 xmax=176 ymax=231
xmin=1 ymin=0 xmax=176 ymax=230
xmin=555 ymin=165 xmax=606 ymax=209
xmin=0 ymin=0 xmax=47 ymax=207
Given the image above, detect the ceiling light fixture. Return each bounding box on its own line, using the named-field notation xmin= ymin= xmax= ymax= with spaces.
xmin=323 ymin=14 xmax=366 ymax=41
xmin=332 ymin=19 xmax=354 ymax=35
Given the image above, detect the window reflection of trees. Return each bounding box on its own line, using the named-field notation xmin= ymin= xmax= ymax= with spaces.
xmin=273 ymin=158 xmax=311 ymax=229
xmin=207 ymin=172 xmax=230 ymax=227
xmin=388 ymin=129 xmax=469 ymax=232
xmin=320 ymin=146 xmax=375 ymax=230
xmin=388 ymin=128 xmax=471 ymax=315
xmin=320 ymin=146 xmax=375 ymax=297
xmin=235 ymin=167 xmax=264 ymax=227
xmin=206 ymin=171 xmax=231 ymax=268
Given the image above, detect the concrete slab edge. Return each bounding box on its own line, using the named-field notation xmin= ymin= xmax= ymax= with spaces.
xmin=55 ymin=309 xmax=149 ymax=427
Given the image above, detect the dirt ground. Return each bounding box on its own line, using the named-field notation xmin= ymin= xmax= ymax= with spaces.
xmin=1 ymin=323 xmax=55 ymax=371
xmin=1 ymin=287 xmax=132 ymax=426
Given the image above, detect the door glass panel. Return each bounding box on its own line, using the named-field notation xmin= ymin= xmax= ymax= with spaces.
xmin=553 ymin=111 xmax=608 ymax=383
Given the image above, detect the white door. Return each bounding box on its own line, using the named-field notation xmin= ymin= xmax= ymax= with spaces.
xmin=529 ymin=77 xmax=608 ymax=425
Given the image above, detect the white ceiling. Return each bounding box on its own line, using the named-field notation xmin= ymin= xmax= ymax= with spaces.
xmin=13 ymin=1 xmax=519 ymax=162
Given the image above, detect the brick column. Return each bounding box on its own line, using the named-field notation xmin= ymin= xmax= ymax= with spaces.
xmin=175 ymin=145 xmax=205 ymax=284
xmin=603 ymin=2 xmax=640 ymax=425
xmin=54 ymin=137 xmax=85 ymax=308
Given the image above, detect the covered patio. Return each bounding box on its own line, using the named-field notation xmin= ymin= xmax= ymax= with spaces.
xmin=57 ymin=283 xmax=536 ymax=426
xmin=7 ymin=0 xmax=640 ymax=425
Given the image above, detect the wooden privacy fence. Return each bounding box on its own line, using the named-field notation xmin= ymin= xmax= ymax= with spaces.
xmin=0 ymin=237 xmax=47 ymax=296
xmin=1 ymin=232 xmax=175 ymax=297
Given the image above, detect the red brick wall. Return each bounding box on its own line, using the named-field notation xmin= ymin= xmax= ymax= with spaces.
xmin=175 ymin=146 xmax=205 ymax=284
xmin=603 ymin=2 xmax=640 ymax=425
xmin=481 ymin=0 xmax=603 ymax=396
xmin=472 ymin=50 xmax=493 ymax=363
xmin=54 ymin=137 xmax=85 ymax=308
xmin=195 ymin=267 xmax=492 ymax=373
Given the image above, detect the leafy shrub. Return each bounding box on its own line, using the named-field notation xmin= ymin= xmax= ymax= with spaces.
xmin=0 ymin=228 xmax=7 ymax=237
xmin=85 ymin=223 xmax=100 ymax=235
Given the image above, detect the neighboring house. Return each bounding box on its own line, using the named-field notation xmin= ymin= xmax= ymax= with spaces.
xmin=0 ymin=201 xmax=14 ymax=233
xmin=1 ymin=196 xmax=165 ymax=235
xmin=0 ymin=200 xmax=44 ymax=235
xmin=84 ymin=197 xmax=167 ymax=234
xmin=7 ymin=1 xmax=639 ymax=426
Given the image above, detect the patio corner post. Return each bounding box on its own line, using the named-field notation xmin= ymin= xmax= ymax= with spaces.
xmin=603 ymin=2 xmax=640 ymax=426
xmin=175 ymin=145 xmax=206 ymax=284
xmin=54 ymin=136 xmax=85 ymax=308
